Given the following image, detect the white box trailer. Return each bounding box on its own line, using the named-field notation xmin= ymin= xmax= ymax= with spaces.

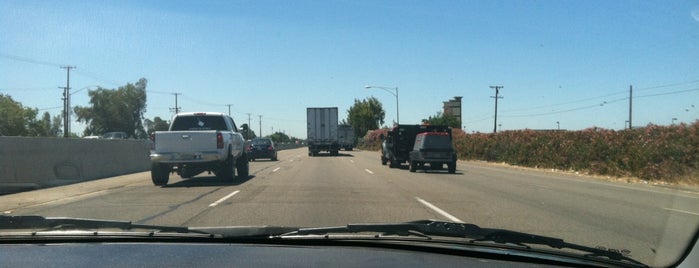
xmin=306 ymin=107 xmax=339 ymax=156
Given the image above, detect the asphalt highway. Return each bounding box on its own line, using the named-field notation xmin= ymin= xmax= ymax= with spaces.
xmin=2 ymin=147 xmax=698 ymax=265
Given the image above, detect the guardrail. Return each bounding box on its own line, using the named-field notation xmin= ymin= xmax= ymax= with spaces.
xmin=0 ymin=137 xmax=151 ymax=195
xmin=275 ymin=143 xmax=307 ymax=151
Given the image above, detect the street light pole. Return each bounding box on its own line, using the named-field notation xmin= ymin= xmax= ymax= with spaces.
xmin=364 ymin=85 xmax=399 ymax=125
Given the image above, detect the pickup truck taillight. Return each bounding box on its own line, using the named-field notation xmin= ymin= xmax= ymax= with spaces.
xmin=217 ymin=132 xmax=224 ymax=149
xmin=150 ymin=134 xmax=155 ymax=150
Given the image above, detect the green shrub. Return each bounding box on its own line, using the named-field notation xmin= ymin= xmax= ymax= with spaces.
xmin=454 ymin=121 xmax=699 ymax=183
xmin=359 ymin=122 xmax=699 ymax=183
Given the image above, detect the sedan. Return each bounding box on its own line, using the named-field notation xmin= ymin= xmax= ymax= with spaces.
xmin=248 ymin=138 xmax=277 ymax=161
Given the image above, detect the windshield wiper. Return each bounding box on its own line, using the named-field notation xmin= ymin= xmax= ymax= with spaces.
xmin=0 ymin=215 xmax=296 ymax=239
xmin=0 ymin=215 xmax=194 ymax=233
xmin=280 ymin=220 xmax=646 ymax=267
xmin=1 ymin=217 xmax=644 ymax=266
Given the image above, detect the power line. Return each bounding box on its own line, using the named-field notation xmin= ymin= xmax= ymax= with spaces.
xmin=0 ymin=53 xmax=62 ymax=67
xmin=635 ymin=87 xmax=699 ymax=99
xmin=72 ymin=69 xmax=123 ymax=87
xmin=635 ymin=79 xmax=699 ymax=92
xmin=37 ymin=106 xmax=63 ymax=111
xmin=146 ymin=90 xmax=175 ymax=95
xmin=500 ymin=79 xmax=699 ymax=114
xmin=500 ymin=88 xmax=699 ymax=118
xmin=0 ymin=87 xmax=57 ymax=91
xmin=181 ymin=95 xmax=224 ymax=107
xmin=501 ymin=90 xmax=626 ymax=113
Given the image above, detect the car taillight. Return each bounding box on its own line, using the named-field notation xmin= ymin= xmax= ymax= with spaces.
xmin=150 ymin=134 xmax=155 ymax=149
xmin=217 ymin=132 xmax=224 ymax=149
xmin=268 ymin=146 xmax=273 ymax=150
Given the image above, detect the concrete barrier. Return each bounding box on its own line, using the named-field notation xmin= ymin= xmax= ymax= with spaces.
xmin=0 ymin=137 xmax=150 ymax=194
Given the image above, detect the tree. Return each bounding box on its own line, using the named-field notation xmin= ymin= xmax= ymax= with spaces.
xmin=74 ymin=78 xmax=148 ymax=139
xmin=269 ymin=131 xmax=290 ymax=143
xmin=0 ymin=94 xmax=39 ymax=136
xmin=144 ymin=116 xmax=170 ymax=135
xmin=26 ymin=112 xmax=62 ymax=137
xmin=347 ymin=97 xmax=385 ymax=138
xmin=240 ymin=123 xmax=256 ymax=140
xmin=422 ymin=111 xmax=460 ymax=128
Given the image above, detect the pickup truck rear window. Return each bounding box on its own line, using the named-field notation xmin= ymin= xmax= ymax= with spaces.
xmin=170 ymin=115 xmax=228 ymax=131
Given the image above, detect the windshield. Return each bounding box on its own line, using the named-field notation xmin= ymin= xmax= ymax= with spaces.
xmin=1 ymin=1 xmax=698 ymax=267
xmin=252 ymin=139 xmax=271 ymax=145
xmin=420 ymin=134 xmax=453 ymax=149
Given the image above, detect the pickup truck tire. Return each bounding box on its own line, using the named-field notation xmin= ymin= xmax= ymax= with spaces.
xmin=236 ymin=154 xmax=249 ymax=179
xmin=409 ymin=160 xmax=417 ymax=172
xmin=216 ymin=154 xmax=236 ymax=182
xmin=448 ymin=161 xmax=456 ymax=174
xmin=151 ymin=163 xmax=170 ymax=186
xmin=389 ymin=156 xmax=399 ymax=168
xmin=381 ymin=155 xmax=387 ymax=165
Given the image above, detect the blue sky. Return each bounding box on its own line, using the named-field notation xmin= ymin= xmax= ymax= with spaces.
xmin=2 ymin=0 xmax=698 ymax=138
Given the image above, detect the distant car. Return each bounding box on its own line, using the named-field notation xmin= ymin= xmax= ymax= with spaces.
xmin=249 ymin=138 xmax=277 ymax=161
xmin=102 ymin=132 xmax=129 ymax=139
xmin=244 ymin=140 xmax=253 ymax=154
xmin=408 ymin=131 xmax=457 ymax=173
xmin=83 ymin=135 xmax=101 ymax=139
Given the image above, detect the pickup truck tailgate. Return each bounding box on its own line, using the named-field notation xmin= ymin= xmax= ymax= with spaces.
xmin=154 ymin=131 xmax=222 ymax=153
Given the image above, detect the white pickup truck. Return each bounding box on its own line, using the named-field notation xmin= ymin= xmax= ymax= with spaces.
xmin=149 ymin=112 xmax=248 ymax=186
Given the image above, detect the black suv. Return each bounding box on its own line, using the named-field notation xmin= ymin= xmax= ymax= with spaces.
xmin=408 ymin=131 xmax=457 ymax=173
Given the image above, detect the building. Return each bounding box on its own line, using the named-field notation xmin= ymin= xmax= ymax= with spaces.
xmin=442 ymin=96 xmax=462 ymax=129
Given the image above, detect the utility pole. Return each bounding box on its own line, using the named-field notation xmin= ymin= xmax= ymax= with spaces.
xmin=258 ymin=115 xmax=262 ymax=137
xmin=490 ymin=85 xmax=503 ymax=133
xmin=61 ymin=66 xmax=75 ymax=138
xmin=246 ymin=113 xmax=252 ymax=130
xmin=170 ymin=93 xmax=181 ymax=114
xmin=226 ymin=104 xmax=232 ymax=116
xmin=628 ymin=85 xmax=633 ymax=129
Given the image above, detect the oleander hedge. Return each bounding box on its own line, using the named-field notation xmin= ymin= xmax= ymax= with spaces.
xmin=361 ymin=121 xmax=699 ymax=183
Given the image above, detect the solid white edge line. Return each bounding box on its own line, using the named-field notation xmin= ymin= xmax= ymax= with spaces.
xmin=364 ymin=169 xmax=374 ymax=174
xmin=664 ymin=208 xmax=699 ymax=216
xmin=209 ymin=190 xmax=240 ymax=207
xmin=415 ymin=197 xmax=464 ymax=223
xmin=272 ymin=167 xmax=281 ymax=173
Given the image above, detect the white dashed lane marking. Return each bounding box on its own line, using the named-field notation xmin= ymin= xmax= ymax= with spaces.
xmin=415 ymin=197 xmax=464 ymax=223
xmin=209 ymin=190 xmax=240 ymax=207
